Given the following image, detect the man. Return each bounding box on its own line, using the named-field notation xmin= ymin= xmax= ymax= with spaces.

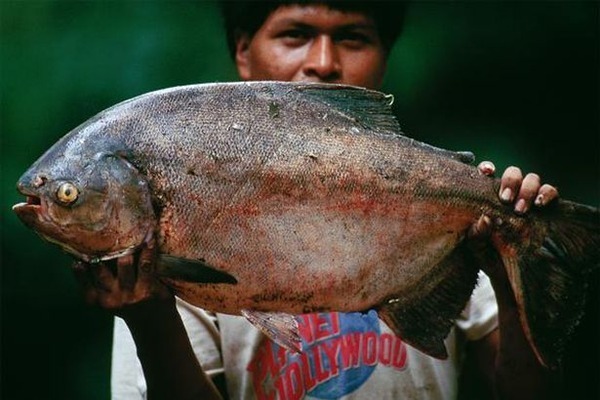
xmin=79 ymin=2 xmax=558 ymax=399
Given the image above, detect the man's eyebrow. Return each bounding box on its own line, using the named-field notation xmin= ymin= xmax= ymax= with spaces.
xmin=336 ymin=23 xmax=378 ymax=32
xmin=269 ymin=19 xmax=377 ymax=32
xmin=270 ymin=20 xmax=315 ymax=30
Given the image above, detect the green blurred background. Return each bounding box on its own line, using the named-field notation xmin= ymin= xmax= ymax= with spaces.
xmin=1 ymin=1 xmax=598 ymax=399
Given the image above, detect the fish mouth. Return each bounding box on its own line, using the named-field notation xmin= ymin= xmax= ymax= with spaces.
xmin=14 ymin=194 xmax=42 ymax=207
xmin=13 ymin=192 xmax=132 ymax=263
xmin=14 ymin=179 xmax=43 ymax=211
xmin=26 ymin=194 xmax=41 ymax=206
xmin=12 ymin=192 xmax=44 ymax=226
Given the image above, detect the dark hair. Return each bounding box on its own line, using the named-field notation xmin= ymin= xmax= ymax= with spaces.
xmin=219 ymin=1 xmax=407 ymax=59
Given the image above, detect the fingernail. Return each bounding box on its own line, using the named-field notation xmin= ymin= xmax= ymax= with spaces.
xmin=515 ymin=198 xmax=527 ymax=214
xmin=534 ymin=194 xmax=544 ymax=206
xmin=478 ymin=215 xmax=492 ymax=235
xmin=478 ymin=161 xmax=495 ymax=175
xmin=500 ymin=188 xmax=512 ymax=202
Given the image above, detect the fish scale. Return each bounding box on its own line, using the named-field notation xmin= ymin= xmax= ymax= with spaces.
xmin=13 ymin=81 xmax=600 ymax=368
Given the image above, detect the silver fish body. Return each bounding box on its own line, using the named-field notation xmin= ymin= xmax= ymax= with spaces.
xmin=13 ymin=82 xmax=600 ymax=367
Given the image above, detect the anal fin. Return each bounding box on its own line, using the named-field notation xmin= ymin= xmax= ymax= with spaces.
xmin=378 ymin=242 xmax=479 ymax=359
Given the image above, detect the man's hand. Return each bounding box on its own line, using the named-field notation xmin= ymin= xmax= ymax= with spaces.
xmin=471 ymin=161 xmax=559 ymax=237
xmin=71 ymin=237 xmax=222 ymax=400
xmin=497 ymin=165 xmax=559 ymax=213
xmin=465 ymin=161 xmax=559 ymax=398
xmin=71 ymin=236 xmax=173 ymax=317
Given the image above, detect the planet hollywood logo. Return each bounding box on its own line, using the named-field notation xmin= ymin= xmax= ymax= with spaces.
xmin=247 ymin=310 xmax=408 ymax=400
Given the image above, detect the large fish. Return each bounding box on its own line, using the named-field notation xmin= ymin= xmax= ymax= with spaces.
xmin=13 ymin=82 xmax=599 ymax=368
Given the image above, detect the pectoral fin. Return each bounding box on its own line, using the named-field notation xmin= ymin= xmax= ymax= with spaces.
xmin=156 ymin=254 xmax=237 ymax=284
xmin=242 ymin=309 xmax=302 ymax=353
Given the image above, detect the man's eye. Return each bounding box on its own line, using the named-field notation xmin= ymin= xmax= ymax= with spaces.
xmin=335 ymin=32 xmax=373 ymax=48
xmin=282 ymin=29 xmax=306 ymax=39
xmin=278 ymin=29 xmax=311 ymax=45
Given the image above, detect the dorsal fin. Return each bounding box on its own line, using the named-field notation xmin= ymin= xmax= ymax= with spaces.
xmin=292 ymin=83 xmax=475 ymax=165
xmin=294 ymin=83 xmax=401 ymax=133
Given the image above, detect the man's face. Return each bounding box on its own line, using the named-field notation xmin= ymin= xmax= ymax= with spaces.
xmin=235 ymin=4 xmax=388 ymax=90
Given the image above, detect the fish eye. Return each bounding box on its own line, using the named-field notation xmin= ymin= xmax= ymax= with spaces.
xmin=56 ymin=182 xmax=79 ymax=205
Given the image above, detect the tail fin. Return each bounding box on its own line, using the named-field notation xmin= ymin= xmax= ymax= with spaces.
xmin=498 ymin=200 xmax=600 ymax=368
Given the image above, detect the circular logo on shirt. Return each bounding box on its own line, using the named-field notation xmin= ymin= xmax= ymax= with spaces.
xmin=248 ymin=310 xmax=408 ymax=400
xmin=306 ymin=310 xmax=380 ymax=399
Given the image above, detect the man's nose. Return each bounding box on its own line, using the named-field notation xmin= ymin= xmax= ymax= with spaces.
xmin=302 ymin=35 xmax=341 ymax=81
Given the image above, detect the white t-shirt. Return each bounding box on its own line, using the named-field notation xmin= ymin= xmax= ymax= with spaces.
xmin=111 ymin=272 xmax=498 ymax=400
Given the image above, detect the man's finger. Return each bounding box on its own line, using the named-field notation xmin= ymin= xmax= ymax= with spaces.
xmin=535 ymin=183 xmax=559 ymax=206
xmin=468 ymin=214 xmax=493 ymax=238
xmin=117 ymin=254 xmax=137 ymax=292
xmin=515 ymin=173 xmax=541 ymax=214
xmin=134 ymin=235 xmax=173 ymax=300
xmin=71 ymin=261 xmax=98 ymax=305
xmin=89 ymin=262 xmax=118 ymax=293
xmin=477 ymin=161 xmax=496 ymax=176
xmin=499 ymin=166 xmax=523 ymax=203
xmin=71 ymin=261 xmax=89 ymax=286
xmin=137 ymin=234 xmax=156 ymax=278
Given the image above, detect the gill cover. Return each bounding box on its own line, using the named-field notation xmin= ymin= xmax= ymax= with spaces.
xmin=15 ymin=149 xmax=156 ymax=262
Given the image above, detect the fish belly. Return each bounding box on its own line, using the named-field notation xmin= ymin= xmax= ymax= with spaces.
xmin=163 ymin=194 xmax=476 ymax=315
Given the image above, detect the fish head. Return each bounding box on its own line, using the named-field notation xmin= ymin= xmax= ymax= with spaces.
xmin=13 ymin=134 xmax=156 ymax=262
